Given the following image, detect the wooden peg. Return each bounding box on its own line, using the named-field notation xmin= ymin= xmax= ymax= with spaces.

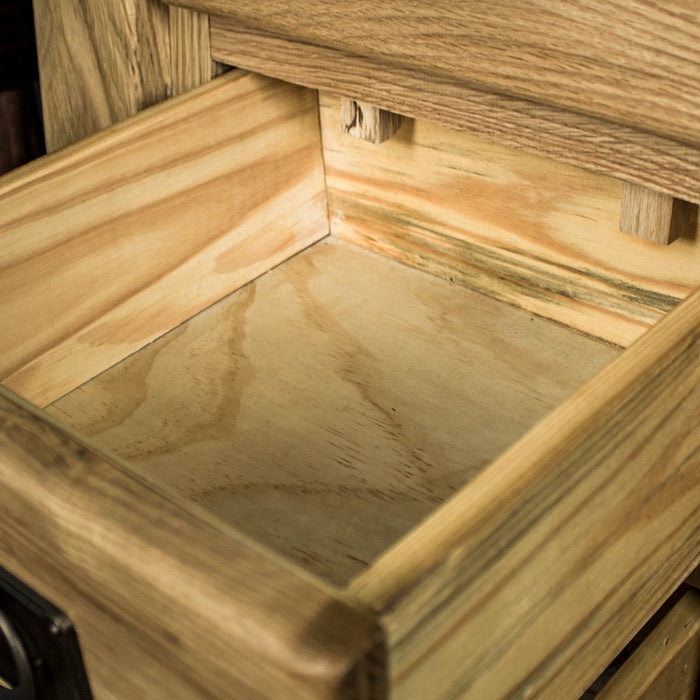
xmin=340 ymin=98 xmax=403 ymax=144
xmin=619 ymin=182 xmax=696 ymax=245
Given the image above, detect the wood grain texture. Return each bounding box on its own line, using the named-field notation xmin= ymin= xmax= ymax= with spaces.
xmin=320 ymin=93 xmax=700 ymax=348
xmin=620 ymin=183 xmax=679 ymax=245
xmin=597 ymin=589 xmax=700 ymax=699
xmin=173 ymin=0 xmax=700 ymax=147
xmin=0 ymin=70 xmax=328 ymax=407
xmin=33 ymin=0 xmax=172 ymax=151
xmin=33 ymin=0 xmax=225 ymax=152
xmin=340 ymin=99 xmax=403 ymax=144
xmin=349 ymin=286 xmax=700 ymax=699
xmin=209 ymin=19 xmax=700 ymax=206
xmin=169 ymin=5 xmax=226 ymax=96
xmin=47 ymin=238 xmax=619 ymax=586
xmin=0 ymin=386 xmax=385 ymax=699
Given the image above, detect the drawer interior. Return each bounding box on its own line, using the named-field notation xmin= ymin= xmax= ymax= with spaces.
xmin=46 ymin=236 xmax=620 ymax=585
xmin=1 ymin=69 xmax=698 ymax=589
xmin=1 ymin=68 xmax=699 ymax=698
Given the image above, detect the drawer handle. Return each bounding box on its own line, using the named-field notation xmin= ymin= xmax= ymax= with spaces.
xmin=0 ymin=609 xmax=35 ymax=700
xmin=0 ymin=567 xmax=92 ymax=699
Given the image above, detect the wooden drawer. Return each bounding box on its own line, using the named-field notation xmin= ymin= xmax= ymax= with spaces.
xmin=0 ymin=69 xmax=698 ymax=699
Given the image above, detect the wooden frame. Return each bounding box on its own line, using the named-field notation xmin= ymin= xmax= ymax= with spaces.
xmin=171 ymin=0 xmax=700 ymax=212
xmin=351 ymin=284 xmax=700 ymax=698
xmin=1 ymin=68 xmax=699 ymax=698
xmin=173 ymin=0 xmax=700 ymax=147
xmin=0 ymin=71 xmax=328 ymax=406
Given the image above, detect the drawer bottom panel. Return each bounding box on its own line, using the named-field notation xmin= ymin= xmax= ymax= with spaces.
xmin=46 ymin=236 xmax=620 ymax=587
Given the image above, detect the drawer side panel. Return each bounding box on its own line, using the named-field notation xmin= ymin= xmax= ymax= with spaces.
xmin=351 ymin=287 xmax=700 ymax=699
xmin=0 ymin=70 xmax=329 ymax=406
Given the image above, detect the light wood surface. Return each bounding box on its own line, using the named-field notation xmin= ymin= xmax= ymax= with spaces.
xmin=320 ymin=93 xmax=700 ymax=348
xmin=349 ymin=285 xmax=700 ymax=699
xmin=176 ymin=0 xmax=700 ymax=148
xmin=340 ymin=99 xmax=403 ymax=144
xmin=33 ymin=0 xmax=171 ymax=151
xmin=209 ymin=20 xmax=700 ymax=207
xmin=47 ymin=238 xmax=619 ymax=586
xmin=619 ymin=183 xmax=680 ymax=245
xmin=0 ymin=386 xmax=384 ymax=699
xmin=596 ymin=589 xmax=700 ymax=699
xmin=32 ymin=0 xmax=221 ymax=152
xmin=0 ymin=70 xmax=328 ymax=407
xmin=168 ymin=6 xmax=226 ymax=96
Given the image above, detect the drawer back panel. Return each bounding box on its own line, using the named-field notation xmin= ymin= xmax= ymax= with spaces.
xmin=319 ymin=93 xmax=700 ymax=347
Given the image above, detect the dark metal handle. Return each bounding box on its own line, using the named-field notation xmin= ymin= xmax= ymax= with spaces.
xmin=0 ymin=609 xmax=36 ymax=700
xmin=0 ymin=567 xmax=92 ymax=700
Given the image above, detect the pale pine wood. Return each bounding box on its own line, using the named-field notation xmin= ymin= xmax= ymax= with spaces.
xmin=209 ymin=19 xmax=700 ymax=208
xmin=33 ymin=0 xmax=172 ymax=151
xmin=340 ymin=99 xmax=403 ymax=144
xmin=596 ymin=590 xmax=700 ymax=699
xmin=174 ymin=0 xmax=700 ymax=148
xmin=0 ymin=386 xmax=385 ymax=699
xmin=47 ymin=238 xmax=620 ymax=586
xmin=0 ymin=70 xmax=328 ymax=407
xmin=349 ymin=286 xmax=700 ymax=700
xmin=619 ymin=182 xmax=681 ymax=245
xmin=319 ymin=93 xmax=700 ymax=348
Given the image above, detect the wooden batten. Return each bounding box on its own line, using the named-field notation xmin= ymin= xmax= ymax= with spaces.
xmin=619 ymin=182 xmax=698 ymax=245
xmin=179 ymin=0 xmax=700 ymax=148
xmin=340 ymin=98 xmax=403 ymax=144
xmin=168 ymin=6 xmax=228 ymax=96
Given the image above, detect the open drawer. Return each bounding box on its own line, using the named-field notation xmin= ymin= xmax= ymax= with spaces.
xmin=0 ymin=70 xmax=698 ymax=699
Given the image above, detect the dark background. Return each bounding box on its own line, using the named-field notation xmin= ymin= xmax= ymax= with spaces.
xmin=0 ymin=0 xmax=45 ymax=175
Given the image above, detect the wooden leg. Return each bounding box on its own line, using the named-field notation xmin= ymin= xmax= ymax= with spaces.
xmin=340 ymin=97 xmax=403 ymax=143
xmin=619 ymin=182 xmax=697 ymax=245
xmin=32 ymin=0 xmax=220 ymax=152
